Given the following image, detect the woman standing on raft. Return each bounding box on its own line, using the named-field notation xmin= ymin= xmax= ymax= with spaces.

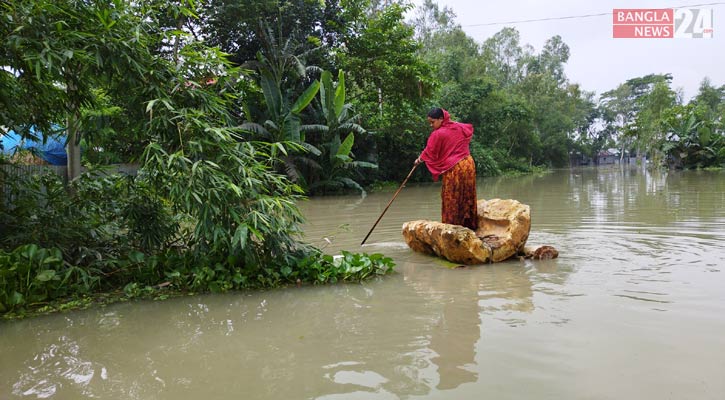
xmin=415 ymin=107 xmax=478 ymax=231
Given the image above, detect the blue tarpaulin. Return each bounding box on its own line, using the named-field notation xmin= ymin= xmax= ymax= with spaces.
xmin=0 ymin=127 xmax=68 ymax=166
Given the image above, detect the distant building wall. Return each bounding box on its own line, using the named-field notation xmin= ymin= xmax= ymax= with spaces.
xmin=569 ymin=154 xmax=645 ymax=167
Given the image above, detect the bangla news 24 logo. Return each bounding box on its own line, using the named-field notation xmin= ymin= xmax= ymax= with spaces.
xmin=612 ymin=8 xmax=713 ymax=38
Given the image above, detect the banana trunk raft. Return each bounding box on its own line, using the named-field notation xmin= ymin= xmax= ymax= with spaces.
xmin=402 ymin=199 xmax=558 ymax=264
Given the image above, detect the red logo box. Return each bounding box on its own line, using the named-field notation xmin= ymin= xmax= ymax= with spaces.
xmin=613 ymin=9 xmax=674 ymax=38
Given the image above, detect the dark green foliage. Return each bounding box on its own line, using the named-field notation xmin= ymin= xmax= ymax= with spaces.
xmin=339 ymin=2 xmax=433 ymax=109
xmin=121 ymin=182 xmax=178 ymax=253
xmin=330 ymin=1 xmax=435 ymax=184
xmin=469 ymin=142 xmax=501 ymax=177
xmin=80 ymin=89 xmax=146 ymax=164
xmin=0 ymin=165 xmax=396 ymax=315
xmin=200 ymin=0 xmax=344 ymax=68
xmin=367 ymin=112 xmax=429 ymax=182
xmin=597 ymin=75 xmax=724 ymax=169
xmin=0 ymin=243 xmax=395 ymax=314
xmin=414 ymin=10 xmax=596 ymax=172
xmin=240 ymin=25 xmax=378 ymax=193
xmin=139 ymin=45 xmax=318 ymax=278
xmin=1 ymin=0 xmax=168 ymax=178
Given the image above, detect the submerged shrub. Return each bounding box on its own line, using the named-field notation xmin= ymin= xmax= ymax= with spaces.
xmin=0 ymin=169 xmax=176 ymax=267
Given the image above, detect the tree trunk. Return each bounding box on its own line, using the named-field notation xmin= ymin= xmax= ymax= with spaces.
xmin=65 ymin=70 xmax=82 ymax=182
xmin=377 ymin=87 xmax=383 ymax=117
xmin=636 ymin=145 xmax=643 ymax=166
xmin=66 ymin=110 xmax=82 ymax=181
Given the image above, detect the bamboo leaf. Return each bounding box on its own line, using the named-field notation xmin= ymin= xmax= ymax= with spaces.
xmin=233 ymin=224 xmax=249 ymax=248
xmin=275 ymin=142 xmax=288 ymax=156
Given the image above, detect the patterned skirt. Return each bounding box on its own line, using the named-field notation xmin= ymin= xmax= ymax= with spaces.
xmin=440 ymin=155 xmax=478 ymax=230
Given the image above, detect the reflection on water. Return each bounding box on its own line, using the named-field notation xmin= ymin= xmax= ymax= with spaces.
xmin=1 ymin=168 xmax=724 ymax=399
xmin=11 ymin=335 xmax=104 ymax=398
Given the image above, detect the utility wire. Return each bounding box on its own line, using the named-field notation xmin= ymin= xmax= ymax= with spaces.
xmin=461 ymin=2 xmax=725 ymax=27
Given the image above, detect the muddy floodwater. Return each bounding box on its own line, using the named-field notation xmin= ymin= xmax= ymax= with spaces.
xmin=1 ymin=167 xmax=724 ymax=399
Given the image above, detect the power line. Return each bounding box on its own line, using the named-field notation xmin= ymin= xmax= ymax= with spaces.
xmin=461 ymin=2 xmax=725 ymax=27
xmin=463 ymin=12 xmax=609 ymax=27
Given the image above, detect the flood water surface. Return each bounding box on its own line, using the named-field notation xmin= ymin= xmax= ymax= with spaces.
xmin=2 ymin=168 xmax=724 ymax=399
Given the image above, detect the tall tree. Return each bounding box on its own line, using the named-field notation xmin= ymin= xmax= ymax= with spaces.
xmin=199 ymin=0 xmax=341 ymax=67
xmin=339 ymin=1 xmax=432 ymax=115
xmin=537 ymin=35 xmax=570 ymax=86
xmin=600 ymin=74 xmax=674 ymax=162
xmin=335 ymin=0 xmax=435 ymax=181
xmin=693 ymin=77 xmax=725 ymax=118
xmin=632 ymin=80 xmax=677 ymax=164
xmin=1 ymin=0 xmax=161 ymax=179
xmin=411 ymin=0 xmax=459 ymax=45
xmin=481 ymin=27 xmax=528 ymax=87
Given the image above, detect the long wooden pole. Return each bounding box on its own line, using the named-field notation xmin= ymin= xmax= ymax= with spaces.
xmin=361 ymin=163 xmax=419 ymax=245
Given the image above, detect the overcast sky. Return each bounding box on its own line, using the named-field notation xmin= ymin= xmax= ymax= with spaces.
xmin=409 ymin=0 xmax=724 ymax=100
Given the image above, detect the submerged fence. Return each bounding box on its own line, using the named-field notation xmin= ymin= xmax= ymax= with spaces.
xmin=1 ymin=164 xmax=68 ymax=183
xmin=0 ymin=164 xmax=139 ymax=182
xmin=0 ymin=164 xmax=139 ymax=206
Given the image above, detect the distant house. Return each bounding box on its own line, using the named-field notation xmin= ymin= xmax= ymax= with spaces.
xmin=597 ymin=150 xmax=618 ymax=165
xmin=570 ymin=149 xmax=645 ymax=167
xmin=569 ymin=151 xmax=593 ymax=166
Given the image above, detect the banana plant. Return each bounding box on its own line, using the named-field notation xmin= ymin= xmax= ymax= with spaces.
xmin=241 ymin=64 xmax=321 ymax=184
xmin=660 ymin=104 xmax=723 ymax=168
xmin=305 ymin=70 xmax=377 ymax=194
xmin=238 ymin=23 xmax=326 ymax=184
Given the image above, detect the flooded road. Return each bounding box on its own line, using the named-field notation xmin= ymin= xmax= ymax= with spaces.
xmin=2 ymin=167 xmax=724 ymax=399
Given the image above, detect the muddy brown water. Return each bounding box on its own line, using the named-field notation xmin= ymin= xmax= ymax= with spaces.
xmin=1 ymin=167 xmax=724 ymax=399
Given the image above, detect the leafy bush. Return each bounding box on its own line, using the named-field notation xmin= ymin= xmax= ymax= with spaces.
xmin=0 ymin=245 xmax=92 ymax=312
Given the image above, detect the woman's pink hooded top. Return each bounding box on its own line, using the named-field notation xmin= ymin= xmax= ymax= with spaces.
xmin=419 ymin=109 xmax=473 ymax=181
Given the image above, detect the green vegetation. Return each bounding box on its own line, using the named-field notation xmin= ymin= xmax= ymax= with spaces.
xmin=0 ymin=242 xmax=394 ymax=318
xmin=1 ymin=0 xmax=723 ymax=317
xmin=0 ymin=0 xmax=397 ymax=318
